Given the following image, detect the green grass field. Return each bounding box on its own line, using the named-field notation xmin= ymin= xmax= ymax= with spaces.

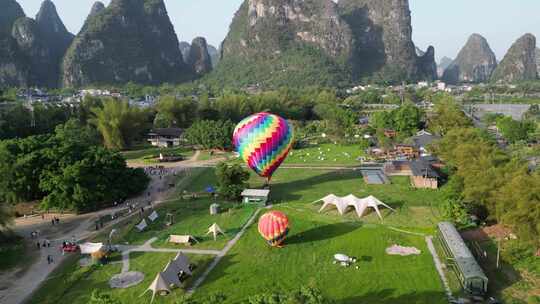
xmin=97 ymin=199 xmax=257 ymax=250
xmin=29 ymin=163 xmax=449 ymax=304
xmin=122 ymin=146 xmax=195 ymax=163
xmin=193 ymin=207 xmax=447 ymax=304
xmin=28 ymin=252 xmax=213 ymax=304
xmin=283 ymin=143 xmax=366 ymax=167
xmin=196 ymin=150 xmax=234 ymax=162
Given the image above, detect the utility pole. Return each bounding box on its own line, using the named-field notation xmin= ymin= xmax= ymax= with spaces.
xmin=496 ymin=238 xmax=501 ymax=269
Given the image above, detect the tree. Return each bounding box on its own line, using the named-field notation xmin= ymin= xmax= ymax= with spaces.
xmin=0 ymin=121 xmax=149 ymax=213
xmin=392 ymin=103 xmax=423 ymax=137
xmin=495 ymin=167 xmax=540 ymax=242
xmin=0 ymin=135 xmax=52 ymax=203
xmin=496 ymin=116 xmax=534 ymax=143
xmin=91 ymin=98 xmax=148 ymax=150
xmin=88 ymin=290 xmax=122 ymax=304
xmin=441 ymin=199 xmax=470 ymax=226
xmin=313 ymin=103 xmax=357 ymax=137
xmin=78 ymin=95 xmax=103 ymax=125
xmin=155 ymin=96 xmax=198 ymax=128
xmin=428 ymin=97 xmax=472 ymax=135
xmin=216 ymin=163 xmax=249 ymax=201
xmin=185 ymin=120 xmax=235 ymax=150
xmin=248 ymin=286 xmax=330 ymax=304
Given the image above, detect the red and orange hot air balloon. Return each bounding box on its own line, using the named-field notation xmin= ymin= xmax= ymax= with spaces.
xmin=258 ymin=211 xmax=290 ymax=247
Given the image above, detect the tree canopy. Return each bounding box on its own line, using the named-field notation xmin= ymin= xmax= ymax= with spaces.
xmin=0 ymin=120 xmax=149 ymax=213
xmin=216 ymin=163 xmax=249 ymax=201
xmin=185 ymin=120 xmax=235 ymax=150
xmin=90 ymin=98 xmax=149 ymax=150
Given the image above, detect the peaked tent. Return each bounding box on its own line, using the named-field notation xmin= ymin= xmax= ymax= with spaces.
xmin=314 ymin=194 xmax=348 ymax=215
xmin=206 ymin=223 xmax=226 ymax=241
xmin=316 ymin=194 xmax=394 ymax=220
xmin=144 ymin=272 xmax=170 ymax=303
xmin=360 ymin=195 xmax=395 ymax=220
xmin=168 ymin=235 xmax=199 ymax=245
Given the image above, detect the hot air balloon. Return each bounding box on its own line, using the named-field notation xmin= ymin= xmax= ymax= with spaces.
xmin=233 ymin=112 xmax=293 ymax=183
xmin=258 ymin=211 xmax=289 ymax=247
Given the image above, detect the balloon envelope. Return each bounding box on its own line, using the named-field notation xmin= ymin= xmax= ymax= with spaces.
xmin=258 ymin=211 xmax=289 ymax=247
xmin=233 ymin=112 xmax=293 ymax=180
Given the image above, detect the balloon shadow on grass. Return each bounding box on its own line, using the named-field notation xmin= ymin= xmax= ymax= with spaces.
xmin=286 ymin=222 xmax=361 ymax=245
xmin=270 ymin=170 xmax=363 ymax=204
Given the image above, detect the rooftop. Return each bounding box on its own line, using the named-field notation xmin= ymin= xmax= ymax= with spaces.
xmin=241 ymin=189 xmax=270 ymax=197
xmin=148 ymin=128 xmax=184 ymax=137
xmin=410 ymin=159 xmax=440 ymax=178
xmin=438 ymin=222 xmax=488 ymax=281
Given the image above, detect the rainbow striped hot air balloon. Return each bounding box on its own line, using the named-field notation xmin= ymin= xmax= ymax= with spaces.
xmin=233 ymin=112 xmax=293 ymax=182
xmin=258 ymin=211 xmax=289 ymax=247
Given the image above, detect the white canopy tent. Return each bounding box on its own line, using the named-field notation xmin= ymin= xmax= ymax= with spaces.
xmin=79 ymin=242 xmax=104 ymax=254
xmin=315 ymin=194 xmax=394 ymax=220
xmin=206 ymin=223 xmax=226 ymax=241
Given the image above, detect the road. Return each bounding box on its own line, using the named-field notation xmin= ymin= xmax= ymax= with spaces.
xmin=0 ymin=151 xmax=224 ymax=304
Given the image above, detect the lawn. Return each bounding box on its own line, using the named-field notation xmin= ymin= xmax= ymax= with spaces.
xmin=94 ymin=166 xmax=256 ymax=249
xmin=283 ymin=143 xmax=366 ymax=167
xmin=98 ymin=198 xmax=257 ymax=250
xmin=192 ymin=207 xmax=447 ymax=304
xmin=28 ymin=252 xmax=213 ymax=304
xmin=29 ymin=166 xmax=449 ymax=304
xmin=196 ymin=150 xmax=234 ymax=162
xmin=228 ymin=143 xmax=367 ymax=167
xmin=121 ymin=145 xmax=195 ymax=163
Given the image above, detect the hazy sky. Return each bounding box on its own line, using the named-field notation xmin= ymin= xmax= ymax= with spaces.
xmin=16 ymin=0 xmax=540 ymax=62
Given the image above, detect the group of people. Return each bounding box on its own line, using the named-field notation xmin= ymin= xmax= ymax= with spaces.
xmin=36 ymin=239 xmax=55 ymax=265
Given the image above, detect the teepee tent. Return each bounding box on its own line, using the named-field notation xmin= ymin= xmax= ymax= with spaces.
xmin=144 ymin=272 xmax=170 ymax=303
xmin=206 ymin=223 xmax=226 ymax=241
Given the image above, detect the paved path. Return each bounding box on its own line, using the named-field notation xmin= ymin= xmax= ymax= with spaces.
xmin=425 ymin=236 xmax=453 ymax=300
xmin=0 ymin=165 xmax=178 ymax=304
xmin=113 ymin=207 xmax=261 ymax=293
xmin=117 ymin=237 xmax=221 ymax=274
